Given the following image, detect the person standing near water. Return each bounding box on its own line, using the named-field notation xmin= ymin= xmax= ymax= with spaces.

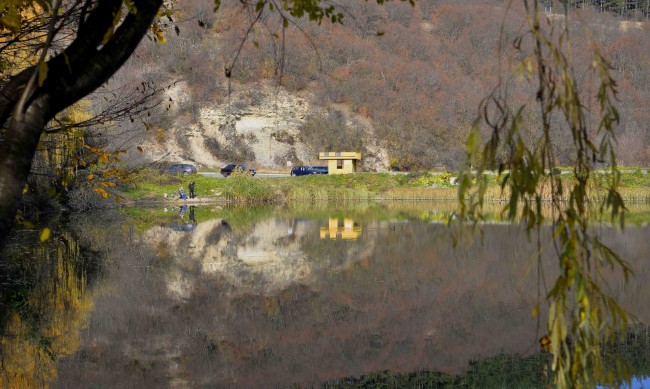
xmin=188 ymin=181 xmax=195 ymax=199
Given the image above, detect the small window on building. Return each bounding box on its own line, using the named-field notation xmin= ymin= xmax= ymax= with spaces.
xmin=337 ymin=160 xmax=343 ymax=169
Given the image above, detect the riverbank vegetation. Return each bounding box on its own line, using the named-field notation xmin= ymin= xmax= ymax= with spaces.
xmin=117 ymin=169 xmax=650 ymax=206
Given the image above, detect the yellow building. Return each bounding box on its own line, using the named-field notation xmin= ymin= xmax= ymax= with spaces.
xmin=320 ymin=218 xmax=362 ymax=240
xmin=318 ymin=151 xmax=361 ymax=174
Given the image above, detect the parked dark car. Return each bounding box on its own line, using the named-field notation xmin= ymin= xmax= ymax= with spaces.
xmin=220 ymin=164 xmax=256 ymax=177
xmin=311 ymin=166 xmax=328 ymax=175
xmin=165 ymin=163 xmax=197 ymax=175
xmin=290 ymin=166 xmax=314 ymax=176
xmin=291 ymin=166 xmax=328 ymax=176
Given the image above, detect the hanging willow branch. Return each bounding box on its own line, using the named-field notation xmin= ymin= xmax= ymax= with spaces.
xmin=457 ymin=1 xmax=633 ymax=387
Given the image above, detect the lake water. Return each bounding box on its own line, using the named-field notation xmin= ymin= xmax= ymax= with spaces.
xmin=1 ymin=202 xmax=649 ymax=387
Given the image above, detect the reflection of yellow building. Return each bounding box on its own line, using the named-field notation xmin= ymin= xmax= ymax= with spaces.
xmin=319 ymin=152 xmax=361 ymax=174
xmin=320 ymin=218 xmax=362 ymax=240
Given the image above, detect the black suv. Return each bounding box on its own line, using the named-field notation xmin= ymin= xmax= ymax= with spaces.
xmin=220 ymin=164 xmax=256 ymax=177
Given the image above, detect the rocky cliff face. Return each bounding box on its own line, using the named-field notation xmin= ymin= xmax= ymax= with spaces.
xmin=139 ymin=81 xmax=388 ymax=171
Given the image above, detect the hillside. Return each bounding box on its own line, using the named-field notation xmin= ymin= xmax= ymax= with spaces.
xmin=89 ymin=0 xmax=650 ymax=171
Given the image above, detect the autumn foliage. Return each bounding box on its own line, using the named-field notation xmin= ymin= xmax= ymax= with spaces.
xmin=113 ymin=0 xmax=646 ymax=170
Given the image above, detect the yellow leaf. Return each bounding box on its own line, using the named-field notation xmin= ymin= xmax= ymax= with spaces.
xmin=88 ymin=174 xmax=94 ymax=180
xmin=38 ymin=61 xmax=48 ymax=86
xmin=40 ymin=228 xmax=51 ymax=242
xmin=94 ymin=187 xmax=109 ymax=198
xmin=156 ymin=30 xmax=166 ymax=43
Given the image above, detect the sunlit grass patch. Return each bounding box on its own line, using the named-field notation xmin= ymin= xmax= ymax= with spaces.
xmin=118 ymin=169 xmax=650 ymax=205
xmin=219 ymin=172 xmax=279 ymax=204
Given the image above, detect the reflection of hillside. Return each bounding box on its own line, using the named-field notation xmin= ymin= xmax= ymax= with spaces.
xmin=143 ymin=217 xmax=307 ymax=293
xmin=175 ymin=224 xmax=650 ymax=388
xmin=141 ymin=215 xmax=650 ymax=387
xmin=49 ymin=209 xmax=650 ymax=388
xmin=143 ymin=215 xmax=380 ymax=294
xmin=193 ymin=224 xmax=552 ymax=387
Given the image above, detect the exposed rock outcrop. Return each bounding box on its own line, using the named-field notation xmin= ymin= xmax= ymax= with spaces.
xmin=138 ymin=81 xmax=388 ymax=171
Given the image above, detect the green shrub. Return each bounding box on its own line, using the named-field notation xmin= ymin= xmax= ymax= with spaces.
xmin=220 ymin=173 xmax=278 ymax=203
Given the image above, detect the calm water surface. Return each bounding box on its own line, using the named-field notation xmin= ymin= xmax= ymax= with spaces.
xmin=1 ymin=203 xmax=649 ymax=388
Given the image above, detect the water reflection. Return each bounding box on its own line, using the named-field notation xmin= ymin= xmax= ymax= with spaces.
xmin=1 ymin=204 xmax=649 ymax=387
xmin=320 ymin=218 xmax=362 ymax=240
xmin=0 ymin=225 xmax=96 ymax=388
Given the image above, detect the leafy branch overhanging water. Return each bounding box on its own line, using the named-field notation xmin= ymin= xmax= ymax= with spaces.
xmin=457 ymin=1 xmax=633 ymax=387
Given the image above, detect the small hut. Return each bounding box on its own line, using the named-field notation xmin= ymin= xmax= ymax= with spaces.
xmin=318 ymin=152 xmax=361 ymax=174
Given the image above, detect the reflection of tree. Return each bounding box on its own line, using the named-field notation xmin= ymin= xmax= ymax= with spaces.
xmin=0 ymin=227 xmax=95 ymax=387
xmin=328 ymin=327 xmax=650 ymax=388
xmin=324 ymin=353 xmax=553 ymax=388
xmin=604 ymin=327 xmax=650 ymax=380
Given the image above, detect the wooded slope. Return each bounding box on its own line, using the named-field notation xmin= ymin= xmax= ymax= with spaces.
xmin=98 ymin=0 xmax=650 ymax=170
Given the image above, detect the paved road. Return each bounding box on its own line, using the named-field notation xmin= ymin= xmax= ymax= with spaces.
xmin=199 ymin=172 xmax=290 ymax=178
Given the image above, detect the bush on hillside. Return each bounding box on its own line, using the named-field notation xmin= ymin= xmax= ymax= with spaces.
xmin=297 ymin=110 xmax=366 ymax=156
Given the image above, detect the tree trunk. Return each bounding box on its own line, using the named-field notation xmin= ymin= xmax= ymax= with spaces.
xmin=0 ymin=0 xmax=163 ymax=251
xmin=0 ymin=98 xmax=51 ymax=243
